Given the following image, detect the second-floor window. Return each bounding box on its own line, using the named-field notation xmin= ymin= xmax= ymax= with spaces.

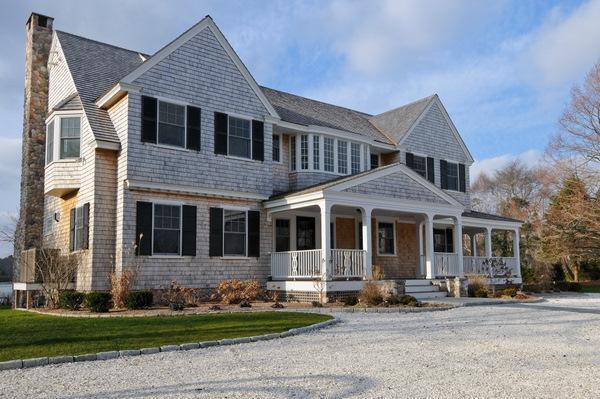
xmin=290 ymin=136 xmax=297 ymax=171
xmin=337 ymin=140 xmax=348 ymax=174
xmin=440 ymin=159 xmax=466 ymax=192
xmin=272 ymin=135 xmax=280 ymax=162
xmin=412 ymin=155 xmax=427 ymax=178
xmin=324 ymin=137 xmax=334 ymax=172
xmin=300 ymin=135 xmax=309 ymax=170
xmin=228 ymin=116 xmax=251 ymax=158
xmin=351 ymin=142 xmax=361 ymax=174
xmin=60 ymin=117 xmax=81 ymax=159
xmin=313 ymin=136 xmax=320 ymax=170
xmin=158 ymin=101 xmax=185 ymax=147
xmin=46 ymin=120 xmax=54 ymax=164
xmin=370 ymin=153 xmax=379 ymax=169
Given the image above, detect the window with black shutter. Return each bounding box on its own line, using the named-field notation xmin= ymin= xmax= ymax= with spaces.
xmin=214 ymin=112 xmax=228 ymax=155
xmin=135 ymin=202 xmax=153 ymax=256
xmin=426 ymin=157 xmax=435 ymax=184
xmin=459 ymin=163 xmax=466 ymax=192
xmin=209 ymin=207 xmax=224 ymax=257
xmin=69 ymin=208 xmax=76 ymax=252
xmin=247 ymin=210 xmax=260 ymax=257
xmin=181 ymin=205 xmax=197 ymax=256
xmin=440 ymin=160 xmax=448 ymax=189
xmin=186 ymin=106 xmax=201 ymax=151
xmin=70 ymin=203 xmax=90 ymax=252
xmin=252 ymin=120 xmax=264 ymax=161
xmin=275 ymin=219 xmax=290 ymax=251
xmin=141 ymin=96 xmax=157 ymax=143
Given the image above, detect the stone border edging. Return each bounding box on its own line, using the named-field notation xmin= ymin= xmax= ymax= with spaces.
xmin=0 ymin=318 xmax=340 ymax=372
xmin=292 ymin=305 xmax=455 ymax=314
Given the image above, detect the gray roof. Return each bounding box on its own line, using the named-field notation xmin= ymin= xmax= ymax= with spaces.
xmin=368 ymin=95 xmax=435 ymax=143
xmin=462 ymin=210 xmax=523 ymax=223
xmin=56 ymin=31 xmax=147 ymax=143
xmin=261 ymin=86 xmax=395 ymax=145
xmin=51 ymin=92 xmax=82 ymax=112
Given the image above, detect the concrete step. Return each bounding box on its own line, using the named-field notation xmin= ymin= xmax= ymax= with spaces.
xmin=405 ymin=285 xmax=440 ymax=293
xmin=403 ymin=279 xmax=433 ymax=287
xmin=411 ymin=291 xmax=447 ymax=300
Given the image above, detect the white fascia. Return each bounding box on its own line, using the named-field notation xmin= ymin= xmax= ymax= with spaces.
xmin=95 ymin=82 xmax=142 ymax=109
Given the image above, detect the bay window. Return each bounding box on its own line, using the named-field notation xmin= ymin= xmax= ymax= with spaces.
xmin=313 ymin=135 xmax=320 ymax=170
xmin=300 ymin=135 xmax=309 ymax=169
xmin=290 ymin=136 xmax=297 ymax=171
xmin=337 ymin=140 xmax=348 ymax=174
xmin=351 ymin=142 xmax=360 ymax=174
xmin=324 ymin=137 xmax=334 ymax=172
xmin=59 ymin=117 xmax=80 ymax=159
xmin=46 ymin=120 xmax=54 ymax=164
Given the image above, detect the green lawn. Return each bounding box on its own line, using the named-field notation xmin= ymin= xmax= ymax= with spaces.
xmin=581 ymin=284 xmax=600 ymax=293
xmin=0 ymin=307 xmax=331 ymax=362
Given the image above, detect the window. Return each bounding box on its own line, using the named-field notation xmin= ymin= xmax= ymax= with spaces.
xmin=46 ymin=120 xmax=54 ymax=164
xmin=351 ymin=142 xmax=361 ymax=174
xmin=337 ymin=140 xmax=348 ymax=174
xmin=446 ymin=162 xmax=458 ymax=191
xmin=377 ymin=222 xmax=394 ymax=255
xmin=370 ymin=153 xmax=379 ymax=169
xmin=75 ymin=206 xmax=84 ymax=250
xmin=224 ymin=210 xmax=247 ymax=256
xmin=296 ymin=216 xmax=316 ymax=250
xmin=228 ymin=116 xmax=251 ymax=158
xmin=412 ymin=155 xmax=427 ymax=178
xmin=158 ymin=101 xmax=185 ymax=147
xmin=272 ymin=135 xmax=280 ymax=162
xmin=153 ymin=204 xmax=181 ymax=255
xmin=324 ymin=137 xmax=334 ymax=172
xmin=60 ymin=117 xmax=80 ymax=159
xmin=290 ymin=136 xmax=297 ymax=171
xmin=434 ymin=228 xmax=453 ymax=253
xmin=300 ymin=135 xmax=309 ymax=170
xmin=313 ymin=135 xmax=320 ymax=170
xmin=70 ymin=203 xmax=88 ymax=252
xmin=275 ymin=219 xmax=290 ymax=252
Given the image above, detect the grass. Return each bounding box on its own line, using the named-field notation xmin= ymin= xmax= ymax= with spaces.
xmin=0 ymin=306 xmax=331 ymax=362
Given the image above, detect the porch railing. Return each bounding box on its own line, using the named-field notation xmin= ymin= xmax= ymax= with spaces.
xmin=463 ymin=256 xmax=518 ymax=277
xmin=331 ymin=249 xmax=366 ymax=279
xmin=271 ymin=249 xmax=322 ymax=279
xmin=434 ymin=253 xmax=460 ymax=277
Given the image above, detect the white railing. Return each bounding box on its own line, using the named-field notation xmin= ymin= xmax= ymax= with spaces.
xmin=271 ymin=249 xmax=322 ymax=279
xmin=463 ymin=256 xmax=518 ymax=277
xmin=331 ymin=249 xmax=366 ymax=279
xmin=434 ymin=253 xmax=460 ymax=277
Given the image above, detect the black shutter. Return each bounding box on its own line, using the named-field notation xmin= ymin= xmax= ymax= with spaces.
xmin=141 ymin=96 xmax=157 ymax=143
xmin=214 ymin=112 xmax=228 ymax=155
xmin=136 ymin=202 xmax=153 ymax=256
xmin=252 ymin=120 xmax=264 ymax=161
xmin=186 ymin=106 xmax=201 ymax=151
xmin=247 ymin=210 xmax=260 ymax=257
xmin=209 ymin=207 xmax=223 ymax=257
xmin=440 ymin=159 xmax=448 ymax=189
xmin=181 ymin=205 xmax=197 ymax=256
xmin=405 ymin=152 xmax=414 ymax=168
xmin=427 ymin=157 xmax=435 ymax=184
xmin=82 ymin=203 xmax=90 ymax=250
xmin=446 ymin=228 xmax=454 ymax=253
xmin=459 ymin=163 xmax=466 ymax=193
xmin=69 ymin=208 xmax=76 ymax=252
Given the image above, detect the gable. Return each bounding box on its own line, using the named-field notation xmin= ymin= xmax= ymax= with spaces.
xmin=400 ymin=100 xmax=473 ymax=164
xmin=341 ymin=170 xmax=451 ymax=205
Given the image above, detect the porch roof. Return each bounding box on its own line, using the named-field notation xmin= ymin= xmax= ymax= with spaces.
xmin=461 ymin=210 xmax=523 ymax=223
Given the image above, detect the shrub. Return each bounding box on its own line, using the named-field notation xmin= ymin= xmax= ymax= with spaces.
xmin=58 ymin=290 xmax=85 ymax=310
xmin=109 ymin=268 xmax=136 ymax=309
xmin=239 ymin=299 xmax=252 ymax=308
xmin=399 ymin=294 xmax=418 ymax=306
xmin=164 ymin=280 xmax=185 ymax=311
xmin=467 ymin=274 xmax=489 ymax=298
xmin=311 ymin=300 xmax=323 ymax=308
xmin=386 ymin=294 xmax=401 ymax=305
xmin=124 ymin=290 xmax=153 ymax=309
xmin=343 ymin=296 xmax=359 ymax=306
xmin=498 ymin=287 xmax=518 ymax=297
xmin=359 ymin=282 xmax=384 ymax=306
xmin=520 ymin=265 xmax=539 ymax=284
xmin=212 ymin=279 xmax=264 ymax=304
xmin=555 ymin=281 xmax=582 ymax=292
xmin=474 ymin=287 xmax=488 ymax=298
xmin=182 ymin=288 xmax=203 ymax=307
xmin=515 ymin=293 xmax=529 ymax=300
xmin=84 ymin=292 xmax=112 ymax=313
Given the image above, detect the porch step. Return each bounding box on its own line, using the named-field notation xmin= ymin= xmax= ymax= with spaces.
xmin=411 ymin=291 xmax=448 ymax=300
xmin=399 ymin=279 xmax=447 ymax=299
xmin=403 ymin=279 xmax=434 ymax=286
xmin=404 ymin=285 xmax=439 ymax=293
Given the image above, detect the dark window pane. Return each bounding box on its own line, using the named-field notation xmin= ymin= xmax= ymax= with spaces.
xmin=324 ymin=137 xmax=334 ymax=172
xmin=228 ymin=117 xmax=251 ymax=158
xmin=224 ymin=210 xmax=246 ymax=256
xmin=272 ymin=135 xmax=280 ymax=162
xmin=378 ymin=222 xmax=394 ymax=254
xmin=412 ymin=155 xmax=427 ymax=177
xmin=153 ymin=204 xmax=181 ymax=255
xmin=275 ymin=219 xmax=290 ymax=252
xmin=296 ymin=216 xmax=315 ymax=250
xmin=447 ymin=163 xmax=458 ymax=191
xmin=158 ymin=101 xmax=185 ymax=147
xmin=370 ymin=153 xmax=379 ymax=169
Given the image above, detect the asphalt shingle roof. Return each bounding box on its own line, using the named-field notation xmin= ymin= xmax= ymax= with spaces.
xmin=51 ymin=92 xmax=82 ymax=112
xmin=368 ymin=95 xmax=435 ymax=143
xmin=461 ymin=210 xmax=523 ymax=223
xmin=56 ymin=31 xmax=147 ymax=143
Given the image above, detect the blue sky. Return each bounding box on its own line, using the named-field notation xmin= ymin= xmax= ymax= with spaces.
xmin=1 ymin=0 xmax=600 ymax=257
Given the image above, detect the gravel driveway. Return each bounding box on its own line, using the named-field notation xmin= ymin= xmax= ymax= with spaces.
xmin=2 ymin=294 xmax=599 ymax=399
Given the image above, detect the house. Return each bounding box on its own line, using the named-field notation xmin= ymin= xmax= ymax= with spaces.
xmin=14 ymin=13 xmax=522 ymax=304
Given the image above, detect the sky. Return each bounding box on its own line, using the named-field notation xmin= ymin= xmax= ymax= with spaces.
xmin=1 ymin=0 xmax=600 ymax=257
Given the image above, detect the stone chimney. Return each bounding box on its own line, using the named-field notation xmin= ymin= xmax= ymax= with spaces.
xmin=14 ymin=13 xmax=54 ymax=280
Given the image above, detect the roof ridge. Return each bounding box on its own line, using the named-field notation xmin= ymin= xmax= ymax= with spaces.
xmin=369 ymin=94 xmax=436 ymax=119
xmin=260 ymin=85 xmax=373 ymax=117
xmin=55 ymin=30 xmax=150 ymax=58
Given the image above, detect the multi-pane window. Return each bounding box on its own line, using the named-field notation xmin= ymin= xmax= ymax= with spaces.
xmin=412 ymin=155 xmax=427 ymax=178
xmin=158 ymin=101 xmax=185 ymax=147
xmin=75 ymin=206 xmax=85 ymax=250
xmin=272 ymin=135 xmax=280 ymax=162
xmin=337 ymin=140 xmax=348 ymax=174
xmin=434 ymin=228 xmax=453 ymax=252
xmin=60 ymin=117 xmax=80 ymax=159
xmin=224 ymin=210 xmax=246 ymax=256
xmin=275 ymin=219 xmax=290 ymax=252
xmin=228 ymin=116 xmax=251 ymax=158
xmin=351 ymin=142 xmax=361 ymax=174
xmin=377 ymin=222 xmax=394 ymax=255
xmin=370 ymin=153 xmax=379 ymax=169
xmin=446 ymin=162 xmax=458 ymax=191
xmin=324 ymin=137 xmax=334 ymax=172
xmin=290 ymin=136 xmax=297 ymax=171
xmin=300 ymin=135 xmax=309 ymax=170
xmin=313 ymin=135 xmax=320 ymax=170
xmin=46 ymin=120 xmax=54 ymax=164
xmin=153 ymin=204 xmax=181 ymax=255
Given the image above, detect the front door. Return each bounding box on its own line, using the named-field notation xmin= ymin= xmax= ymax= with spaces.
xmin=296 ymin=216 xmax=316 ymax=250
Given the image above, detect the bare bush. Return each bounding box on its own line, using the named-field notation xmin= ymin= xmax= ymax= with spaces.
xmin=211 ymin=279 xmax=264 ymax=304
xmin=35 ymin=250 xmax=78 ymax=308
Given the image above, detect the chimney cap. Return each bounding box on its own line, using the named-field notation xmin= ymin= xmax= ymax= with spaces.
xmin=26 ymin=12 xmax=54 ymax=27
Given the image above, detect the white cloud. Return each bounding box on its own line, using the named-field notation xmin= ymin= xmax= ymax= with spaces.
xmin=524 ymin=0 xmax=600 ymax=86
xmin=470 ymin=149 xmax=543 ymax=182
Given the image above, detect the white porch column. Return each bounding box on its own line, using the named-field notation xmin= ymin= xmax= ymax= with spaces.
xmin=454 ymin=216 xmax=464 ymax=277
xmin=417 ymin=222 xmax=424 ymax=277
xmin=320 ymin=201 xmax=332 ymax=280
xmin=470 ymin=233 xmax=478 ymax=257
xmin=513 ymin=229 xmax=521 ymax=277
xmin=425 ymin=214 xmax=435 ymax=279
xmin=484 ymin=227 xmax=492 ymax=258
xmin=361 ymin=207 xmax=373 ymax=280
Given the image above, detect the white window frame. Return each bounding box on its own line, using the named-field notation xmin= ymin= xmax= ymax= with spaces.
xmin=350 ymin=142 xmax=361 ymax=174
xmin=157 ymin=99 xmax=187 ymax=149
xmin=289 ymin=135 xmax=297 ymax=171
xmin=444 ymin=160 xmax=459 ymax=192
xmin=411 ymin=152 xmax=428 ymax=178
xmin=337 ymin=140 xmax=348 ymax=174
xmin=72 ymin=205 xmax=85 ymax=252
xmin=227 ymin=115 xmax=253 ymax=160
xmin=376 ymin=218 xmax=396 ymax=256
xmin=46 ymin=119 xmax=54 ymax=165
xmin=151 ymin=202 xmax=183 ymax=257
xmin=272 ymin=134 xmax=281 ymax=163
xmin=273 ymin=217 xmax=291 ymax=252
xmin=222 ymin=207 xmax=249 ymax=258
xmin=45 ymin=112 xmax=83 ymax=164
xmin=300 ymin=134 xmax=309 ymax=170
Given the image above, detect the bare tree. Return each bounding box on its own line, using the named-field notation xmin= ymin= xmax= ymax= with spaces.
xmin=0 ymin=214 xmax=18 ymax=245
xmin=35 ymin=250 xmax=78 ymax=308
